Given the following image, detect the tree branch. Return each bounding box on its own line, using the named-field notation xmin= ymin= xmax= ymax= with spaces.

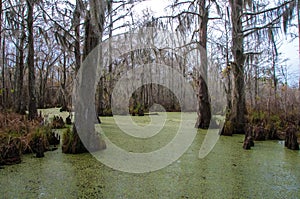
xmin=241 ymin=0 xmax=294 ymax=18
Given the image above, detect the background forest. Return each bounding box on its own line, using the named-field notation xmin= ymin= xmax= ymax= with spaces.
xmin=0 ymin=0 xmax=299 ymax=152
xmin=1 ymin=1 xmax=300 ymax=198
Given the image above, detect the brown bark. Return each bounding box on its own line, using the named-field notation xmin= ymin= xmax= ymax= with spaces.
xmin=27 ymin=0 xmax=38 ymax=120
xmin=195 ymin=0 xmax=211 ymax=129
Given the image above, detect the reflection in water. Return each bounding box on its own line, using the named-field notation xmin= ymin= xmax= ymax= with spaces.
xmin=1 ymin=114 xmax=300 ymax=198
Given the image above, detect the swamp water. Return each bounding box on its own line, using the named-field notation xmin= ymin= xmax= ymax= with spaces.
xmin=1 ymin=112 xmax=300 ymax=198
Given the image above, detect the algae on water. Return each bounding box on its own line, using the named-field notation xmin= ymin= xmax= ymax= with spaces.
xmin=1 ymin=110 xmax=300 ymax=198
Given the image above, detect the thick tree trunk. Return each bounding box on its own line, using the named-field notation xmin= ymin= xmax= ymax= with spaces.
xmin=83 ymin=11 xmax=101 ymax=124
xmin=27 ymin=0 xmax=38 ymax=120
xmin=83 ymin=12 xmax=99 ymax=60
xmin=65 ymin=1 xmax=107 ymax=154
xmin=195 ymin=0 xmax=211 ymax=129
xmin=226 ymin=0 xmax=246 ymax=134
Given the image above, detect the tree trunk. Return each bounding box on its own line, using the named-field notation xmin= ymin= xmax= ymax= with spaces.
xmin=27 ymin=0 xmax=37 ymax=120
xmin=38 ymin=65 xmax=44 ymax=108
xmin=15 ymin=17 xmax=26 ymax=114
xmin=285 ymin=126 xmax=299 ymax=150
xmin=195 ymin=0 xmax=211 ymax=129
xmin=83 ymin=11 xmax=99 ymax=61
xmin=83 ymin=10 xmax=101 ymax=124
xmin=107 ymin=2 xmax=113 ymax=113
xmin=243 ymin=125 xmax=254 ymax=150
xmin=226 ymin=0 xmax=246 ymax=134
xmin=65 ymin=1 xmax=107 ymax=154
xmin=297 ymin=0 xmax=300 ymax=91
xmin=0 ymin=0 xmax=3 ymax=109
xmin=1 ymin=20 xmax=5 ymax=109
xmin=58 ymin=51 xmax=68 ymax=111
xmin=74 ymin=0 xmax=81 ymax=74
xmin=254 ymin=57 xmax=259 ymax=110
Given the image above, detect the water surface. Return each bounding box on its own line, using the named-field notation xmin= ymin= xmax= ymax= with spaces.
xmin=1 ymin=112 xmax=300 ymax=198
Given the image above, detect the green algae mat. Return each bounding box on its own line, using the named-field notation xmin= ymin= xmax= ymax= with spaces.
xmin=1 ymin=110 xmax=300 ymax=198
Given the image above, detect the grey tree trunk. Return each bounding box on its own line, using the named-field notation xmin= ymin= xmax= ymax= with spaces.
xmin=227 ymin=0 xmax=246 ymax=134
xmin=64 ymin=0 xmax=107 ymax=154
xmin=83 ymin=10 xmax=101 ymax=124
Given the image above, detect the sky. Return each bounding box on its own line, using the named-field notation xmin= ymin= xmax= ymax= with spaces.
xmin=279 ymin=38 xmax=299 ymax=86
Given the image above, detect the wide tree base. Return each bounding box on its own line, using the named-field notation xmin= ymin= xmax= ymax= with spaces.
xmin=285 ymin=126 xmax=299 ymax=150
xmin=62 ymin=125 xmax=106 ymax=154
xmin=221 ymin=118 xmax=246 ymax=136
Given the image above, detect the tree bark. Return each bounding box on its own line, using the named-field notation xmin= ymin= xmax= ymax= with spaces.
xmin=83 ymin=10 xmax=101 ymax=124
xmin=65 ymin=1 xmax=107 ymax=154
xmin=0 ymin=1 xmax=4 ymax=109
xmin=285 ymin=126 xmax=299 ymax=150
xmin=74 ymin=0 xmax=81 ymax=74
xmin=15 ymin=18 xmax=26 ymax=114
xmin=298 ymin=0 xmax=300 ymax=90
xmin=27 ymin=0 xmax=38 ymax=120
xmin=60 ymin=51 xmax=68 ymax=110
xmin=227 ymin=0 xmax=246 ymax=134
xmin=195 ymin=0 xmax=211 ymax=129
